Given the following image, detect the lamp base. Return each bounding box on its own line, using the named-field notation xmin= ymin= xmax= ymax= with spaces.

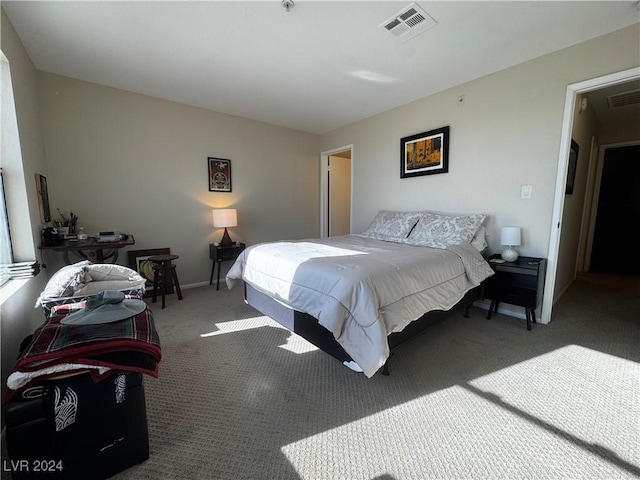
xmin=501 ymin=247 xmax=519 ymax=262
xmin=220 ymin=228 xmax=233 ymax=247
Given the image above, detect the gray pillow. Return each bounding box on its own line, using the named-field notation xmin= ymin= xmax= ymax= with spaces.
xmin=363 ymin=211 xmax=421 ymax=238
xmin=403 ymin=213 xmax=486 ymax=249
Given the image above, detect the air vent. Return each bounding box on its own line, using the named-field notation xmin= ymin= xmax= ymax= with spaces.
xmin=606 ymin=89 xmax=640 ymax=108
xmin=379 ymin=3 xmax=437 ymax=42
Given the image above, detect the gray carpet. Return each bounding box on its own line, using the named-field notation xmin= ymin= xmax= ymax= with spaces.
xmin=2 ymin=273 xmax=638 ymax=479
xmin=110 ymin=272 xmax=639 ymax=480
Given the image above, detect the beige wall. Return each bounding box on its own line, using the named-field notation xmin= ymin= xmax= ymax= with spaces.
xmin=1 ymin=9 xmax=50 ymax=399
xmin=37 ymin=72 xmax=320 ymax=285
xmin=320 ymin=25 xmax=639 ymax=287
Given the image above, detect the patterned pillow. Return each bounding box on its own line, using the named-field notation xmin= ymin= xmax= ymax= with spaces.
xmin=403 ymin=212 xmax=486 ymax=249
xmin=363 ymin=211 xmax=421 ymax=238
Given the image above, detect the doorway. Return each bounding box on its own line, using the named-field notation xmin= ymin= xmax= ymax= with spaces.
xmin=589 ymin=144 xmax=640 ymax=273
xmin=544 ymin=67 xmax=640 ymax=324
xmin=319 ymin=145 xmax=353 ymax=237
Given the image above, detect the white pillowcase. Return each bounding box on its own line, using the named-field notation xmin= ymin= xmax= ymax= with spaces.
xmin=35 ymin=260 xmax=92 ymax=307
xmin=402 ymin=212 xmax=486 ymax=249
xmin=471 ymin=225 xmax=488 ymax=252
xmin=36 ymin=262 xmax=147 ymax=308
xmin=363 ymin=210 xmax=422 ymax=238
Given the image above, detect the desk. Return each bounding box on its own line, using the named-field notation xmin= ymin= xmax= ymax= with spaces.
xmin=39 ymin=236 xmax=135 ymax=264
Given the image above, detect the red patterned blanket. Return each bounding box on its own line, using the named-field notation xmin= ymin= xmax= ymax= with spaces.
xmin=4 ymin=300 xmax=161 ymax=404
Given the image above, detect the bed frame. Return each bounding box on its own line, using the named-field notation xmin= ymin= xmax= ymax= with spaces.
xmin=244 ymin=283 xmax=482 ymax=376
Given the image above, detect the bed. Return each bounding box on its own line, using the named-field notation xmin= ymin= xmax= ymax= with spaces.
xmin=226 ymin=211 xmax=494 ymax=377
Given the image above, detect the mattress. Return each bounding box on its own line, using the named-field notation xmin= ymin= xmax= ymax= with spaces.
xmin=226 ymin=235 xmax=493 ymax=377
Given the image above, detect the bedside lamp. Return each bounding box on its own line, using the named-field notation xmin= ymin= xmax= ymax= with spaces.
xmin=213 ymin=209 xmax=237 ymax=247
xmin=500 ymin=227 xmax=521 ymax=262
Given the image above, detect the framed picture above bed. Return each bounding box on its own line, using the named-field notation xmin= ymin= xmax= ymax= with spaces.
xmin=208 ymin=157 xmax=232 ymax=192
xmin=400 ymin=126 xmax=449 ymax=178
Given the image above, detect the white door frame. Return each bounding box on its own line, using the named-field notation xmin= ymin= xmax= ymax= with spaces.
xmin=319 ymin=145 xmax=353 ymax=238
xmin=542 ymin=66 xmax=640 ymax=324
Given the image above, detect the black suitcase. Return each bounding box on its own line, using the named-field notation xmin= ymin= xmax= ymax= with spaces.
xmin=3 ymin=371 xmax=149 ymax=479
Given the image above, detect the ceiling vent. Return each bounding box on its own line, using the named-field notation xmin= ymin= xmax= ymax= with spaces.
xmin=606 ymin=89 xmax=640 ymax=108
xmin=379 ymin=3 xmax=437 ymax=43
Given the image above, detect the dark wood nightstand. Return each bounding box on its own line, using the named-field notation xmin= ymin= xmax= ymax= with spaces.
xmin=483 ymin=254 xmax=547 ymax=330
xmin=210 ymin=242 xmax=246 ymax=290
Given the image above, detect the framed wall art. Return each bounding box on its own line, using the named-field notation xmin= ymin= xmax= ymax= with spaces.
xmin=34 ymin=173 xmax=51 ymax=223
xmin=565 ymin=139 xmax=579 ymax=195
xmin=208 ymin=157 xmax=232 ymax=192
xmin=400 ymin=126 xmax=449 ymax=178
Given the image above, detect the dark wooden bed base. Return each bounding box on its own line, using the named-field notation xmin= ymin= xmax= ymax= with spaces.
xmin=244 ymin=283 xmax=483 ymax=376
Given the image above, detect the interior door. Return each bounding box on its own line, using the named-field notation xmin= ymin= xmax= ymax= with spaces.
xmin=328 ymin=154 xmax=351 ymax=236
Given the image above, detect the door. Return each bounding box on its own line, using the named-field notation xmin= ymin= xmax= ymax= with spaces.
xmin=328 ymin=154 xmax=351 ymax=236
xmin=320 ymin=146 xmax=353 ymax=237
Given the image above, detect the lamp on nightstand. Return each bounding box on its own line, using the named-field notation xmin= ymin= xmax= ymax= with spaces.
xmin=213 ymin=209 xmax=237 ymax=247
xmin=500 ymin=226 xmax=521 ymax=262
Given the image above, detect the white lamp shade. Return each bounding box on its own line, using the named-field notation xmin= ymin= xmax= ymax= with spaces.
xmin=500 ymin=227 xmax=521 ymax=246
xmin=212 ymin=209 xmax=237 ymax=228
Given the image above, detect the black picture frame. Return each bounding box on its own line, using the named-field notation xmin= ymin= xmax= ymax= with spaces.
xmin=565 ymin=139 xmax=579 ymax=195
xmin=35 ymin=173 xmax=51 ymax=223
xmin=208 ymin=157 xmax=232 ymax=192
xmin=401 ymin=126 xmax=449 ymax=178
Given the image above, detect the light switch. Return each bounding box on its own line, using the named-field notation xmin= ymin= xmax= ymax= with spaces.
xmin=521 ymin=185 xmax=532 ymax=199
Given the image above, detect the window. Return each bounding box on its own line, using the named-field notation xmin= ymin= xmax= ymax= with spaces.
xmin=0 ymin=169 xmax=13 ymax=286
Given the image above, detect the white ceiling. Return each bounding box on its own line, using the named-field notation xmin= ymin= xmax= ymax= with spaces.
xmin=3 ymin=1 xmax=639 ymax=134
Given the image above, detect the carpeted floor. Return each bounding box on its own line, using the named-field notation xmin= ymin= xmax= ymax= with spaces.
xmin=109 ymin=272 xmax=639 ymax=480
xmin=2 ymin=273 xmax=638 ymax=480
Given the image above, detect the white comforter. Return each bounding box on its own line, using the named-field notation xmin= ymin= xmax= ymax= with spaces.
xmin=226 ymin=235 xmax=494 ymax=377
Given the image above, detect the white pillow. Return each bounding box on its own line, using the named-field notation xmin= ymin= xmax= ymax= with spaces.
xmin=83 ymin=263 xmax=145 ymax=283
xmin=403 ymin=212 xmax=486 ymax=249
xmin=35 ymin=260 xmax=92 ymax=307
xmin=471 ymin=225 xmax=488 ymax=252
xmin=76 ymin=264 xmax=146 ymax=296
xmin=363 ymin=211 xmax=421 ymax=238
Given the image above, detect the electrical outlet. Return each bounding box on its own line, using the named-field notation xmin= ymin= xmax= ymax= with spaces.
xmin=521 ymin=185 xmax=532 ymax=199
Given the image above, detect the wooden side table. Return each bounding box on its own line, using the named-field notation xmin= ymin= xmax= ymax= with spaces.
xmin=483 ymin=254 xmax=547 ymax=330
xmin=210 ymin=243 xmax=246 ymax=290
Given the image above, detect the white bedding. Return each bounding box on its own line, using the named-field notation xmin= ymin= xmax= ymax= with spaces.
xmin=226 ymin=235 xmax=494 ymax=377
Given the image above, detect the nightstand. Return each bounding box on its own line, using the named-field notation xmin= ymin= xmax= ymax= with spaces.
xmin=210 ymin=242 xmax=246 ymax=290
xmin=483 ymin=254 xmax=546 ymax=330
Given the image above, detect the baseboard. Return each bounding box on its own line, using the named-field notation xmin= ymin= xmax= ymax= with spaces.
xmin=181 ymin=281 xmax=210 ymax=290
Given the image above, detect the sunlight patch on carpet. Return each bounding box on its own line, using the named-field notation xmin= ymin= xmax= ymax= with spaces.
xmin=281 ymin=345 xmax=638 ymax=480
xmin=278 ymin=332 xmax=319 ymax=355
xmin=200 ymin=316 xmax=285 ymax=337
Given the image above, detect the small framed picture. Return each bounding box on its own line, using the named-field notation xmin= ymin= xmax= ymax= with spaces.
xmin=34 ymin=173 xmax=51 ymax=223
xmin=401 ymin=126 xmax=449 ymax=178
xmin=565 ymin=140 xmax=579 ymax=195
xmin=208 ymin=157 xmax=232 ymax=192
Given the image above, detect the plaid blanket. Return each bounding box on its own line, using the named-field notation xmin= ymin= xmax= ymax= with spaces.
xmin=4 ymin=299 xmax=161 ymax=403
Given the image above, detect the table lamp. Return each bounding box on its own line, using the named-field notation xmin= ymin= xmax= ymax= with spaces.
xmin=500 ymin=226 xmax=521 ymax=262
xmin=213 ymin=209 xmax=237 ymax=247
